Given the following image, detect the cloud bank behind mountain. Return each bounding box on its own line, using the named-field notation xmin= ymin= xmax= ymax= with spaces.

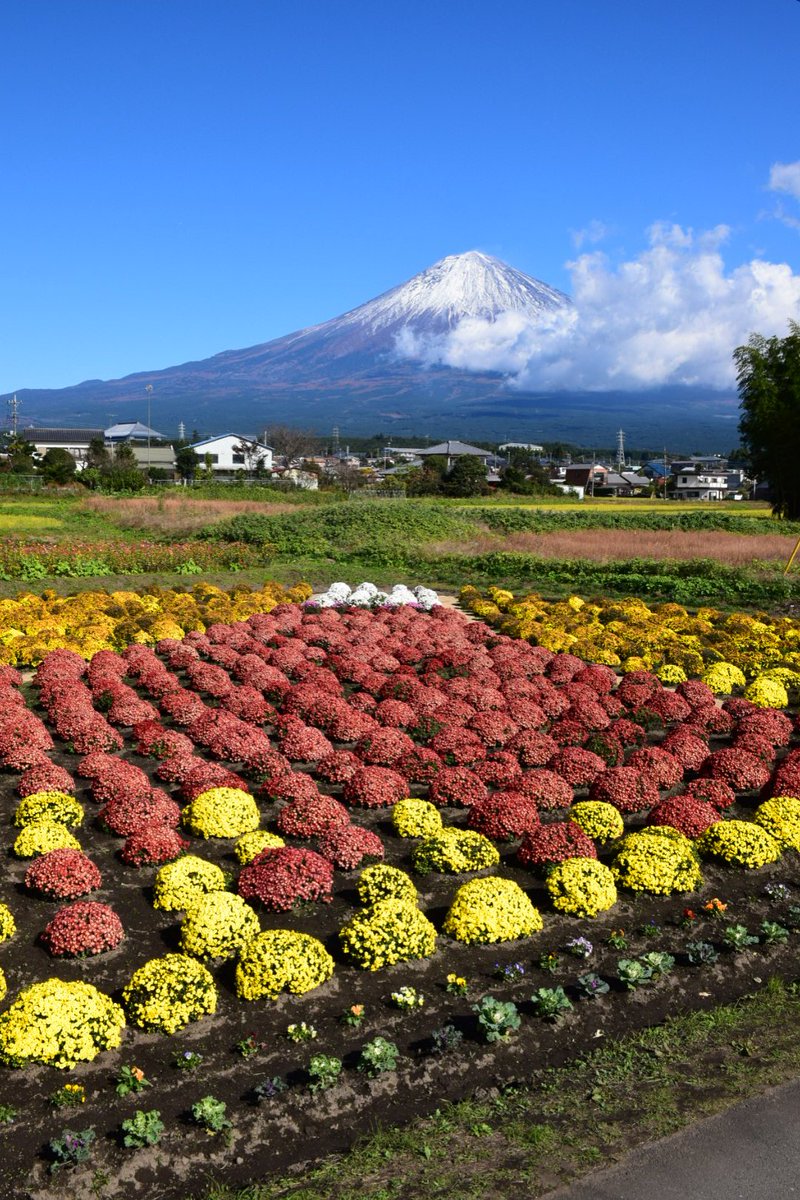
xmin=397 ymin=219 xmax=800 ymax=392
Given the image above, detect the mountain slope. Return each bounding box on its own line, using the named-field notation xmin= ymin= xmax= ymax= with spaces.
xmin=2 ymin=252 xmax=736 ymax=446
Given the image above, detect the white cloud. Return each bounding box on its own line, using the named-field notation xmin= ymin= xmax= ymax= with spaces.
xmin=571 ymin=219 xmax=611 ymax=249
xmin=769 ymin=161 xmax=800 ymax=200
xmin=398 ymin=224 xmax=800 ymax=391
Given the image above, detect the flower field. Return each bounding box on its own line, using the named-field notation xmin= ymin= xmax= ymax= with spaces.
xmin=1 ymin=592 xmax=800 ymax=1196
xmin=460 ymin=585 xmax=800 ymax=687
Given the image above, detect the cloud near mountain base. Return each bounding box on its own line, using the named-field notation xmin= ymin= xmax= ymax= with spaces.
xmin=395 ymin=224 xmax=800 ymax=391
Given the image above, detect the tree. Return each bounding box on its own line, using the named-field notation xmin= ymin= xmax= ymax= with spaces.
xmin=263 ymin=425 xmax=317 ymax=463
xmin=40 ymin=448 xmax=77 ymax=484
xmin=735 ymin=321 xmax=800 ymax=519
xmin=442 ymin=455 xmax=489 ymax=498
xmin=405 ymin=455 xmax=448 ymax=496
xmin=174 ymin=445 xmax=200 ymax=482
xmin=0 ymin=433 xmax=37 ymax=474
xmin=233 ymin=439 xmax=269 ymax=478
xmin=86 ymin=436 xmax=113 ymax=473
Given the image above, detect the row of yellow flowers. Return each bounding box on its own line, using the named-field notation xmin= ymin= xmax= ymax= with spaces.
xmin=0 ymin=581 xmax=313 ymax=667
xmin=459 ymin=586 xmax=800 ymax=700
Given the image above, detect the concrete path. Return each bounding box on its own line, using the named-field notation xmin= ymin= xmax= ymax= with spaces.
xmin=543 ymin=1077 xmax=800 ymax=1199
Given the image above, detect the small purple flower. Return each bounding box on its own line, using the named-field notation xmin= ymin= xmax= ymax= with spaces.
xmin=566 ymin=937 xmax=593 ymax=959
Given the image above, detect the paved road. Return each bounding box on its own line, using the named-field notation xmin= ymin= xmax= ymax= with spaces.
xmin=543 ymin=1077 xmax=800 ymax=1200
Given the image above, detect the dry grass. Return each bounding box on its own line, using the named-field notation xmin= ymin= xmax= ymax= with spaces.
xmin=431 ymin=527 xmax=798 ymax=566
xmin=78 ymin=495 xmax=297 ymax=536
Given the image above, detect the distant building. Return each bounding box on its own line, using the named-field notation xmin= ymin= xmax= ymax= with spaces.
xmin=384 ymin=440 xmax=494 ymax=469
xmin=672 ymin=466 xmax=729 ymax=501
xmin=104 ymin=421 xmax=168 ymax=443
xmin=20 ymin=427 xmax=103 ymax=467
xmin=188 ymin=434 xmax=274 ymax=476
xmin=562 ymin=464 xmax=649 ymax=497
xmin=129 ymin=446 xmax=177 ymax=475
xmin=498 ymin=441 xmax=544 ymax=454
xmin=282 ymin=467 xmax=319 ymax=490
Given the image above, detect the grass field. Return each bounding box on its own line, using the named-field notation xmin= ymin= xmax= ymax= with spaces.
xmin=1 ymin=491 xmax=798 ymax=607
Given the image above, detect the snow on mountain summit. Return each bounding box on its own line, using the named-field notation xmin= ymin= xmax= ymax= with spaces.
xmin=327 ymin=250 xmax=572 ymax=337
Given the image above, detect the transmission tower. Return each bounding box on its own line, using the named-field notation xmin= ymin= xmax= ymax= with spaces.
xmin=616 ymin=428 xmax=625 ymax=471
xmin=7 ymin=394 xmax=19 ymax=435
xmin=332 ymin=426 xmax=341 ymax=455
xmin=178 ymin=421 xmax=186 ymax=442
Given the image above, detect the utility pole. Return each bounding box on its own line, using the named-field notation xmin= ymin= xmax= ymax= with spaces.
xmin=663 ymin=447 xmax=668 ymax=500
xmin=145 ymin=385 xmax=153 ymax=480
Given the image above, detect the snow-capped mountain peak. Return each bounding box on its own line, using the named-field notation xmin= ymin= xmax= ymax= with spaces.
xmin=324 ymin=250 xmax=572 ymax=338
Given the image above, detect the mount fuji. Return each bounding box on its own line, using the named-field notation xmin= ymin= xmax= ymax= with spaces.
xmin=3 ymin=252 xmax=736 ymax=446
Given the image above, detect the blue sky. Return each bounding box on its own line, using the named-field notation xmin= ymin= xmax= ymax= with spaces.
xmin=2 ymin=0 xmax=800 ymax=392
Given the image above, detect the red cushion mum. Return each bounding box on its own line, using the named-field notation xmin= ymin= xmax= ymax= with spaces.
xmin=99 ymin=789 xmax=181 ymax=837
xmin=646 ymin=795 xmax=719 ymax=838
xmin=588 ymin=766 xmax=659 ymax=814
xmin=548 ymin=746 xmax=607 ymax=787
xmin=25 ymin=849 xmax=102 ymax=899
xmin=120 ymin=826 xmax=190 ymax=867
xmin=317 ymin=825 xmax=384 ymax=870
xmin=626 ymin=746 xmax=684 ymax=789
xmin=517 ymin=820 xmax=597 ymax=869
xmin=428 ymin=767 xmax=488 ymax=808
xmin=238 ymin=846 xmax=334 ymax=911
xmin=467 ymin=791 xmax=541 ymax=840
xmin=517 ymin=769 xmax=574 ymax=811
xmin=41 ymin=901 xmax=124 ymax=957
xmin=343 ymin=766 xmax=409 ymax=809
xmin=275 ymin=794 xmax=350 ymax=839
xmin=700 ymin=748 xmax=771 ymax=792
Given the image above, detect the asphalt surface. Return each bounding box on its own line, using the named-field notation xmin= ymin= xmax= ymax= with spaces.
xmin=543 ymin=1076 xmax=800 ymax=1200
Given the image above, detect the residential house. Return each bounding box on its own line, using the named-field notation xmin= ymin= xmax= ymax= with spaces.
xmin=672 ymin=465 xmax=730 ymax=501
xmin=188 ymin=434 xmax=274 ymax=477
xmin=20 ymin=427 xmax=103 ymax=468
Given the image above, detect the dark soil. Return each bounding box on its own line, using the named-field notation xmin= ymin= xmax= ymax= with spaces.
xmin=1 ymin=666 xmax=799 ymax=1198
